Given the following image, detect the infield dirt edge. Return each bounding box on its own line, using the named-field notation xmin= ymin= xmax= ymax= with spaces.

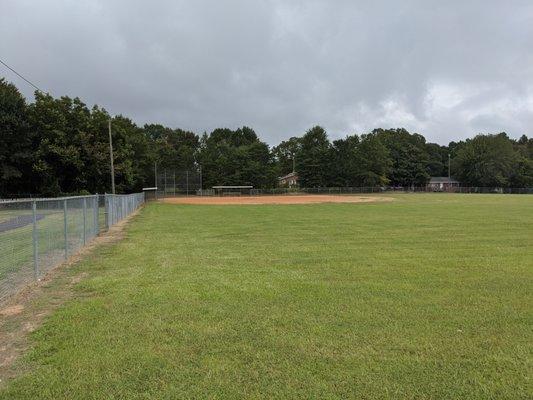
xmin=160 ymin=194 xmax=394 ymax=205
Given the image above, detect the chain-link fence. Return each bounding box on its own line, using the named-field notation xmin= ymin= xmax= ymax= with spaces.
xmin=0 ymin=193 xmax=144 ymax=304
xmin=298 ymin=186 xmax=533 ymax=194
xmin=195 ymin=186 xmax=533 ymax=196
xmin=104 ymin=193 xmax=145 ymax=227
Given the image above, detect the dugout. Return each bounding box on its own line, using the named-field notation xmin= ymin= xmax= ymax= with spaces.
xmin=212 ymin=186 xmax=253 ymax=196
xmin=142 ymin=187 xmax=158 ymax=201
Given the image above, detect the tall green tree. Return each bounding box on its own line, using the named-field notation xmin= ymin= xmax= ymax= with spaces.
xmin=373 ymin=128 xmax=430 ymax=186
xmin=198 ymin=127 xmax=276 ymax=188
xmin=85 ymin=106 xmax=119 ymax=193
xmin=296 ymin=126 xmax=332 ymax=187
xmin=509 ymin=135 xmax=533 ymax=187
xmin=271 ymin=137 xmax=301 ymax=176
xmin=355 ymin=133 xmax=391 ymax=186
xmin=108 ymin=116 xmax=153 ymax=193
xmin=452 ymin=133 xmax=520 ymax=187
xmin=426 ymin=143 xmax=449 ymax=177
xmin=330 ymin=135 xmax=359 ymax=186
xmin=29 ymin=93 xmax=93 ymax=195
xmin=28 ymin=91 xmax=153 ymax=195
xmin=0 ymin=79 xmax=33 ymax=196
xmin=145 ymin=124 xmax=199 ymax=173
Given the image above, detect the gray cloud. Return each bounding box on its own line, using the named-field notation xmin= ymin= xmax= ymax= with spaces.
xmin=1 ymin=0 xmax=532 ymax=145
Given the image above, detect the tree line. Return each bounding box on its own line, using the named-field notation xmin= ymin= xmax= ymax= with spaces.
xmin=1 ymin=78 xmax=532 ymax=196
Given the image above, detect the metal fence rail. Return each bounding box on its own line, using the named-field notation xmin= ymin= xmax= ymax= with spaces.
xmin=0 ymin=193 xmax=144 ymax=304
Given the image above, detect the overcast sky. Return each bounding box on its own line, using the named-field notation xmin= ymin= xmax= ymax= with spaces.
xmin=1 ymin=0 xmax=532 ymax=145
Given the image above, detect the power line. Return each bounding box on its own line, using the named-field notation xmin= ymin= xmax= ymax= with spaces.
xmin=0 ymin=58 xmax=45 ymax=93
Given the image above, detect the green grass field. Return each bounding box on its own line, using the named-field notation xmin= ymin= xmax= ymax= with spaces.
xmin=1 ymin=194 xmax=532 ymax=399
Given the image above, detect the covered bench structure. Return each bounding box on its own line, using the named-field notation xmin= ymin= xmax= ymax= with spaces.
xmin=212 ymin=186 xmax=254 ymax=196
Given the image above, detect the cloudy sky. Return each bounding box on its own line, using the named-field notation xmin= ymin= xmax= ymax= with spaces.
xmin=1 ymin=0 xmax=532 ymax=145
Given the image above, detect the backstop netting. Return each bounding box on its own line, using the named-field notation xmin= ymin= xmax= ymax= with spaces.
xmin=156 ymin=170 xmax=201 ymax=197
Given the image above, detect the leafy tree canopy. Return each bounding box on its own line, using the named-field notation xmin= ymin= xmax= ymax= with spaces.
xmin=1 ymin=78 xmax=532 ymax=196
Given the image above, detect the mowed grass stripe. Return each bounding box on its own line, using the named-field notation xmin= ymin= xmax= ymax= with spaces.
xmin=1 ymin=194 xmax=531 ymax=399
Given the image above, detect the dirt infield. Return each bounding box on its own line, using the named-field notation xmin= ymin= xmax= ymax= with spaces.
xmin=161 ymin=195 xmax=393 ymax=205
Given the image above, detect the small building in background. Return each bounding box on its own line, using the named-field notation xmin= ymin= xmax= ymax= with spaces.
xmin=278 ymin=172 xmax=299 ymax=188
xmin=427 ymin=177 xmax=460 ymax=191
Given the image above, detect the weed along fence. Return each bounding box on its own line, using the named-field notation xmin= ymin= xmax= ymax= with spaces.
xmin=0 ymin=193 xmax=144 ymax=303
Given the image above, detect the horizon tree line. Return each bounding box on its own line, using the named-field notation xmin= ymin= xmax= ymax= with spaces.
xmin=1 ymin=77 xmax=532 ymax=197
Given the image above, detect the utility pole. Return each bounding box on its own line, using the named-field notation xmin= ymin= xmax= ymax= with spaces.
xmin=292 ymin=154 xmax=296 ymax=173
xmin=108 ymin=119 xmax=116 ymax=194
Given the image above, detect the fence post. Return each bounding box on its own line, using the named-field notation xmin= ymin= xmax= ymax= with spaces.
xmin=104 ymin=194 xmax=109 ymax=230
xmin=111 ymin=196 xmax=114 ymax=225
xmin=94 ymin=195 xmax=99 ymax=235
xmin=63 ymin=199 xmax=68 ymax=259
xmin=32 ymin=200 xmax=39 ymax=280
xmin=82 ymin=197 xmax=87 ymax=246
xmin=106 ymin=194 xmax=112 ymax=229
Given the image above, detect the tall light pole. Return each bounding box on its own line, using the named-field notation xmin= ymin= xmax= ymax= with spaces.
xmin=108 ymin=119 xmax=116 ymax=194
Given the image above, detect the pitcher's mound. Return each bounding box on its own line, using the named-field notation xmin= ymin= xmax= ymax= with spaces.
xmin=161 ymin=195 xmax=392 ymax=205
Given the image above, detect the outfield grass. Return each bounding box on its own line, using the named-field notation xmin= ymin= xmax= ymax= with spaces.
xmin=1 ymin=194 xmax=532 ymax=399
